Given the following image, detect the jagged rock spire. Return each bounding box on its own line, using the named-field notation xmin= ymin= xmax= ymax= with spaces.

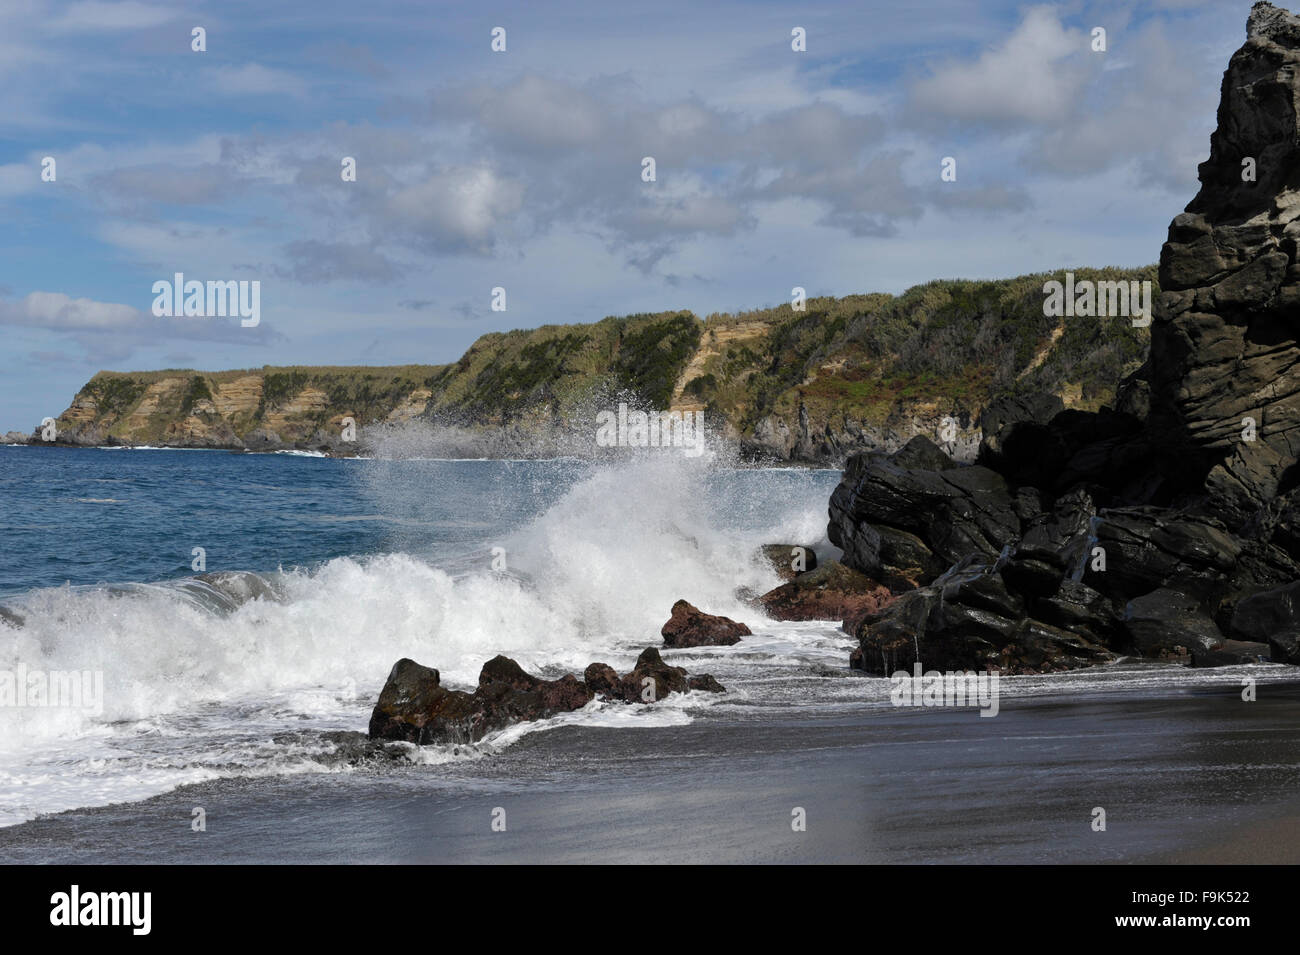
xmin=1150 ymin=1 xmax=1300 ymax=524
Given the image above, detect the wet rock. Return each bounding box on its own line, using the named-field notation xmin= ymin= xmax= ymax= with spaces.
xmin=313 ymin=730 xmax=419 ymax=766
xmin=1081 ymin=509 xmax=1241 ymax=603
xmin=832 ymin=5 xmax=1300 ymax=674
xmin=661 ymin=599 xmax=750 ymax=648
xmin=623 ymin=646 xmax=690 ymax=700
xmin=1191 ymin=640 xmax=1271 ymax=667
xmin=848 ymin=557 xmax=1115 ymax=675
xmin=758 ymin=560 xmax=892 ymax=622
xmin=1120 ymin=589 xmax=1225 ymax=658
xmin=582 ymin=662 xmax=622 ymax=698
xmin=687 ymin=674 xmax=726 ymax=693
xmin=1267 ymin=630 xmax=1300 ymax=665
xmin=1229 ymin=580 xmax=1300 ymax=643
xmin=828 ymin=436 xmax=1019 ymax=584
xmin=1030 ymin=580 xmax=1119 ymax=646
xmin=366 ymin=658 xmax=462 ymax=743
xmin=369 ymin=651 xmax=724 ymax=744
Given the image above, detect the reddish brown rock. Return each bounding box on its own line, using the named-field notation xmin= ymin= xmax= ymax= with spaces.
xmin=582 ymin=662 xmax=622 ymax=698
xmin=661 ymin=599 xmax=750 ymax=648
xmin=759 ymin=560 xmax=893 ymax=622
xmin=369 ymin=650 xmax=725 ymax=745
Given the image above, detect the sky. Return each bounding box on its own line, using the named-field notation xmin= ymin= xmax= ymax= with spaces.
xmin=0 ymin=0 xmax=1257 ymax=431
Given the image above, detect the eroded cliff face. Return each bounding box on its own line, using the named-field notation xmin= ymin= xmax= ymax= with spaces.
xmin=828 ymin=2 xmax=1300 ymax=674
xmin=1151 ymin=1 xmax=1300 ymax=526
xmin=31 ymin=272 xmax=1152 ymax=460
xmin=39 ymin=366 xmax=441 ymax=452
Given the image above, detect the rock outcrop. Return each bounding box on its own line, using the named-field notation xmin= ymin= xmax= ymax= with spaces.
xmin=42 ymin=366 xmax=440 ymax=454
xmin=1148 ymin=1 xmax=1300 ymax=528
xmin=757 ymin=560 xmax=893 ymax=625
xmin=661 ymin=600 xmax=750 ymax=648
xmin=368 ymin=650 xmax=724 ymax=745
xmin=830 ymin=3 xmax=1300 ymax=674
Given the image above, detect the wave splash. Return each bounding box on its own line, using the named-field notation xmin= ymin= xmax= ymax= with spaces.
xmin=0 ymin=455 xmax=834 ymax=824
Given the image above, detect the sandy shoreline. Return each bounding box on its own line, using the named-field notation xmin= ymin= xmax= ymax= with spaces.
xmin=3 ymin=678 xmax=1299 ymax=864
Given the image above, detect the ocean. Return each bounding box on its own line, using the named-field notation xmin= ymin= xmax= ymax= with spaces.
xmin=1 ymin=444 xmax=1299 ymax=863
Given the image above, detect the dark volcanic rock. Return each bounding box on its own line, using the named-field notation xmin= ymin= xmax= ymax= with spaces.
xmin=582 ymin=662 xmax=622 ymax=698
xmin=1120 ymin=589 xmax=1225 ymax=658
xmin=369 ymin=651 xmax=725 ymax=744
xmin=758 ymin=543 xmax=818 ymax=581
xmin=687 ymin=673 xmax=726 ymax=693
xmin=977 ymin=393 xmax=1066 ymax=487
xmin=1229 ymin=580 xmax=1300 ymax=642
xmin=833 ymin=7 xmax=1300 ymax=674
xmin=367 ymin=658 xmax=471 ymax=744
xmin=623 ymin=646 xmax=690 ymax=700
xmin=1191 ymin=640 xmax=1272 ymax=667
xmin=1267 ymin=630 xmax=1300 ymax=665
xmin=1081 ymin=508 xmax=1242 ymax=602
xmin=757 ymin=560 xmax=893 ymax=624
xmin=848 ymin=556 xmax=1116 ymax=675
xmin=1144 ymin=2 xmax=1300 ymax=523
xmin=828 ymin=436 xmax=1019 ymax=586
xmin=661 ymin=599 xmax=750 ymax=648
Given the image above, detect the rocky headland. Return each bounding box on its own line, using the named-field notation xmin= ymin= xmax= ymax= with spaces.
xmin=827 ymin=2 xmax=1300 ymax=675
xmin=21 ymin=268 xmax=1153 ymax=461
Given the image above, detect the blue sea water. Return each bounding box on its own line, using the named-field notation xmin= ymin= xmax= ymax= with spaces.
xmin=0 ymin=447 xmax=572 ymax=596
xmin=0 ymin=444 xmax=842 ymax=825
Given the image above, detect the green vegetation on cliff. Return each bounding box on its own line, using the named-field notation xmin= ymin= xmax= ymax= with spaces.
xmin=423 ymin=310 xmax=701 ymax=423
xmin=53 ymin=267 xmax=1156 ymax=455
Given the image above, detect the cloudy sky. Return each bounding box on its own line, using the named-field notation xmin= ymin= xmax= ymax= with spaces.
xmin=0 ymin=0 xmax=1253 ymax=430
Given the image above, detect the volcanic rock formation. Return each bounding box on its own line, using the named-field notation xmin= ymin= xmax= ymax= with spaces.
xmin=368 ymin=650 xmax=725 ymax=746
xmin=829 ymin=3 xmax=1300 ymax=674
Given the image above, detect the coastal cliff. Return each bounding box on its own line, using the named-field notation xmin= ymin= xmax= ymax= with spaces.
xmin=22 ymin=269 xmax=1152 ymax=461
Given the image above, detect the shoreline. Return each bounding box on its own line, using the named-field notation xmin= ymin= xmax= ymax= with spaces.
xmin=4 ymin=677 xmax=1298 ymax=864
xmin=0 ymin=442 xmax=845 ymax=468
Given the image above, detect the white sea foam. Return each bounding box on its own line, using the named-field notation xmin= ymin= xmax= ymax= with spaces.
xmin=0 ymin=456 xmax=840 ymax=825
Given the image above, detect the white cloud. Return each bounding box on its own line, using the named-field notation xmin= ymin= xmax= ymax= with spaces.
xmin=0 ymin=291 xmax=138 ymax=329
xmin=910 ymin=6 xmax=1089 ymax=125
xmin=385 ymin=167 xmax=526 ymax=253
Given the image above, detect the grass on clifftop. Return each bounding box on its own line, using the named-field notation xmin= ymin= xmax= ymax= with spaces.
xmin=65 ymin=267 xmax=1157 ymax=443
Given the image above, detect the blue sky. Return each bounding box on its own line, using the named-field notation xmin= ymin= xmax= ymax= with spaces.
xmin=0 ymin=0 xmax=1253 ymax=430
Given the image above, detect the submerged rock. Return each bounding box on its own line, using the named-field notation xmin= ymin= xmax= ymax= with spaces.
xmin=368 ymin=651 xmax=724 ymax=745
xmin=661 ymin=599 xmax=750 ymax=648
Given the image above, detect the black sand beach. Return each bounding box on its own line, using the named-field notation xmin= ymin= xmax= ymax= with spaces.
xmin=4 ymin=675 xmax=1298 ymax=865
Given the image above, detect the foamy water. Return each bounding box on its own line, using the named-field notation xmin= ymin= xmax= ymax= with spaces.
xmin=3 ymin=444 xmax=1289 ymax=829
xmin=0 ymin=447 xmax=842 ymax=825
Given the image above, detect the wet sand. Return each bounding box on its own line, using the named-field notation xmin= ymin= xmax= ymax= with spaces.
xmin=3 ymin=677 xmax=1299 ymax=864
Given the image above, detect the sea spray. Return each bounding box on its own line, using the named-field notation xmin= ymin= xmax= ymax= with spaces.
xmin=0 ymin=455 xmax=840 ymax=827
